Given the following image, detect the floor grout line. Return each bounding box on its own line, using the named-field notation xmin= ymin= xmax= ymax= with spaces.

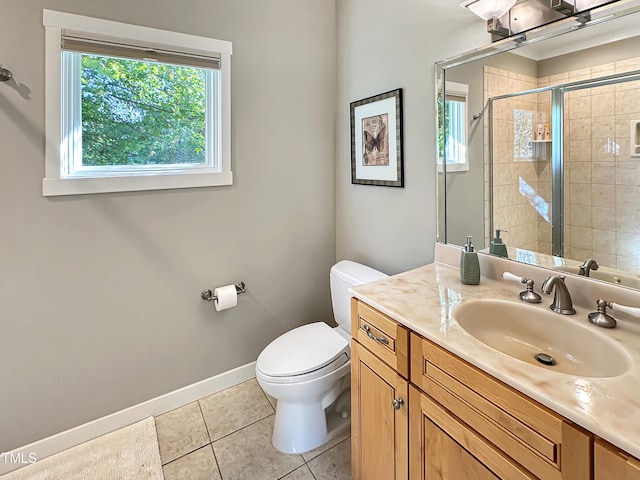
xmin=304 ymin=460 xmax=319 ymax=480
xmin=209 ymin=444 xmax=224 ymax=480
xmin=196 ymin=401 xmax=225 ymax=480
xmin=197 ymin=400 xmax=213 ymax=444
xmin=160 ymin=442 xmax=211 ymax=468
xmin=209 ymin=411 xmax=276 ymax=444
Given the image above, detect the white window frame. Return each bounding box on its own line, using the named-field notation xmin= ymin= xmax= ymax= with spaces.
xmin=438 ymin=81 xmax=469 ymax=173
xmin=43 ymin=10 xmax=232 ymax=196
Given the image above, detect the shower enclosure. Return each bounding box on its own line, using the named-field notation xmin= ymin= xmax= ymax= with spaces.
xmin=488 ymin=68 xmax=640 ymax=269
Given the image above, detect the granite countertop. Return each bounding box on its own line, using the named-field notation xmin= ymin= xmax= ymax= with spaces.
xmin=349 ymin=249 xmax=640 ymax=458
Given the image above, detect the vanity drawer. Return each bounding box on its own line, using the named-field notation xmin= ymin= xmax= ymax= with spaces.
xmin=351 ymin=298 xmax=409 ymax=378
xmin=411 ymin=333 xmax=591 ymax=480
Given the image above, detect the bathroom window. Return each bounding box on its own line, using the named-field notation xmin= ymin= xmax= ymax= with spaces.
xmin=43 ymin=10 xmax=232 ymax=196
xmin=438 ymin=81 xmax=469 ymax=172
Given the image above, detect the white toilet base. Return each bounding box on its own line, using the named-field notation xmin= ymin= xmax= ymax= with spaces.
xmin=272 ymin=400 xmax=327 ymax=453
xmin=272 ymin=393 xmax=351 ymax=454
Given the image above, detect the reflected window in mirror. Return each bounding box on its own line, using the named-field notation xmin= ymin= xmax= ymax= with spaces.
xmin=439 ymin=81 xmax=469 ymax=172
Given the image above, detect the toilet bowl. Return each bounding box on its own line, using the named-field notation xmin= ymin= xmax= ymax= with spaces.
xmin=256 ymin=261 xmax=388 ymax=454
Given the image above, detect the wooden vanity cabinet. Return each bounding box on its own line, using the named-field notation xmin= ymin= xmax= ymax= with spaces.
xmin=351 ymin=298 xmax=410 ymax=480
xmin=595 ymin=438 xmax=640 ymax=480
xmin=351 ymin=299 xmax=639 ymax=480
xmin=410 ymin=333 xmax=591 ymax=480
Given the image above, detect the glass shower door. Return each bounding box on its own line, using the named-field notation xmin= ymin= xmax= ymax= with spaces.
xmin=490 ymin=90 xmax=553 ymax=256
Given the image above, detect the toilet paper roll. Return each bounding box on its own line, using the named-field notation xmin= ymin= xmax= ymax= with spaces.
xmin=214 ymin=284 xmax=238 ymax=311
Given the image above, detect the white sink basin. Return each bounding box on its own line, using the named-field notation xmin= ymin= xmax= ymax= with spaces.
xmin=552 ymin=265 xmax=640 ymax=290
xmin=453 ymin=299 xmax=630 ymax=378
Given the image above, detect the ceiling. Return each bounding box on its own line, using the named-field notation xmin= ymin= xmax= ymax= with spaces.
xmin=515 ymin=10 xmax=640 ymax=60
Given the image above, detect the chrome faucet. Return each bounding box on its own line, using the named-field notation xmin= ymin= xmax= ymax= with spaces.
xmin=578 ymin=258 xmax=599 ymax=277
xmin=541 ymin=275 xmax=576 ymax=314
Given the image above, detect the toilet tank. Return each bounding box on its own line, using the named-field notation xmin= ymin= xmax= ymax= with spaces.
xmin=330 ymin=260 xmax=388 ymax=333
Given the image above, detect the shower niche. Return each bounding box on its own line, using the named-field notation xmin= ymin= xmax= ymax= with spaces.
xmin=633 ymin=119 xmax=640 ymax=157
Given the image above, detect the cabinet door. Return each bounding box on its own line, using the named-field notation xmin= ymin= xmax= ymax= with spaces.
xmin=410 ymin=333 xmax=591 ymax=480
xmin=409 ymin=386 xmax=537 ymax=480
xmin=595 ymin=439 xmax=640 ymax=480
xmin=351 ymin=341 xmax=408 ymax=480
xmin=423 ymin=408 xmax=500 ymax=480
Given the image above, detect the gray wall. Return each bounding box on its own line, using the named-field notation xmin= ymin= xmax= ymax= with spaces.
xmin=445 ymin=53 xmax=538 ymax=249
xmin=443 ymin=60 xmax=486 ymax=249
xmin=335 ymin=0 xmax=488 ymax=275
xmin=0 ymin=0 xmax=336 ymax=451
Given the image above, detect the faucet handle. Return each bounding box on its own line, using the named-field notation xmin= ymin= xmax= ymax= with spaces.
xmin=588 ymin=299 xmax=616 ymax=328
xmin=587 ymin=299 xmax=640 ymax=328
xmin=502 ymin=272 xmax=542 ymax=304
xmin=610 ymin=302 xmax=640 ymax=318
xmin=503 ymin=272 xmax=524 ymax=283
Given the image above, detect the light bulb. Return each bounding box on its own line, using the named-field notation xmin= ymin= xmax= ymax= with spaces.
xmin=460 ymin=0 xmax=517 ymax=20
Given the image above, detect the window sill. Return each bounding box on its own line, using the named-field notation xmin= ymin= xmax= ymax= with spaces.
xmin=437 ymin=163 xmax=469 ymax=173
xmin=42 ymin=171 xmax=233 ymax=196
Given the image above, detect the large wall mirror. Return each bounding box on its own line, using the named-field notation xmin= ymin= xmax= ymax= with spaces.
xmin=437 ymin=0 xmax=640 ymax=290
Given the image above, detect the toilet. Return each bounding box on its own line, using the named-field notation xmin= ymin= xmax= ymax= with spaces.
xmin=255 ymin=260 xmax=388 ymax=454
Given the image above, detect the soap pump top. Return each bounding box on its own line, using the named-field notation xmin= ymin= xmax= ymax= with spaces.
xmin=490 ymin=229 xmax=509 ymax=258
xmin=460 ymin=235 xmax=480 ymax=285
xmin=465 ymin=235 xmax=474 ymax=252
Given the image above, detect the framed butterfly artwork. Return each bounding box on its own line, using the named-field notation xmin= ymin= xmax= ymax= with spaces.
xmin=350 ymin=88 xmax=404 ymax=187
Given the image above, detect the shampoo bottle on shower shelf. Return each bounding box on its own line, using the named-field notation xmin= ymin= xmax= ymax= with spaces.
xmin=460 ymin=236 xmax=481 ymax=285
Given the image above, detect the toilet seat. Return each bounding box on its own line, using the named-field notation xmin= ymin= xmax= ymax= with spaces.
xmin=256 ymin=322 xmax=349 ymax=384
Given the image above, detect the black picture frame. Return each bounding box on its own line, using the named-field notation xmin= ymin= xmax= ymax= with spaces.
xmin=350 ymin=88 xmax=404 ymax=187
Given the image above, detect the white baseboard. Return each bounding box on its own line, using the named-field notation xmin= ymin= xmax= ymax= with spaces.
xmin=0 ymin=362 xmax=256 ymax=475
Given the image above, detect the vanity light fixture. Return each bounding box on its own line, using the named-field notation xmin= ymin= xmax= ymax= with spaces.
xmin=460 ymin=0 xmax=517 ymax=20
xmin=461 ymin=0 xmax=615 ymax=41
xmin=551 ymin=0 xmax=577 ymax=15
xmin=460 ymin=0 xmax=518 ymax=37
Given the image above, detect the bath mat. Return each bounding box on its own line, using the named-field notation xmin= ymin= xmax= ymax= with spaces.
xmin=0 ymin=417 xmax=163 ymax=480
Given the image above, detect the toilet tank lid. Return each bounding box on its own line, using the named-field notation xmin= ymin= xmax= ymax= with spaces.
xmin=257 ymin=322 xmax=348 ymax=378
xmin=330 ymin=260 xmax=388 ymax=286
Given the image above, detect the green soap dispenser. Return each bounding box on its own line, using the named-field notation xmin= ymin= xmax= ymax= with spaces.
xmin=490 ymin=229 xmax=509 ymax=258
xmin=460 ymin=236 xmax=480 ymax=285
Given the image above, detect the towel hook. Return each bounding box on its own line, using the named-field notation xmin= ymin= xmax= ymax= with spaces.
xmin=0 ymin=65 xmax=13 ymax=82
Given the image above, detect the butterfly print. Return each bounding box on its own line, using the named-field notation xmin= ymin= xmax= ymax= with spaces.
xmin=364 ymin=126 xmax=386 ymax=153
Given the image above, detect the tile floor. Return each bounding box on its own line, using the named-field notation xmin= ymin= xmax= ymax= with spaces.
xmin=155 ymin=379 xmax=351 ymax=480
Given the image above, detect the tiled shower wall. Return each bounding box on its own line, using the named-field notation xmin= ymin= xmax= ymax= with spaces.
xmin=562 ymin=58 xmax=640 ymax=270
xmin=484 ymin=66 xmax=550 ymax=253
xmin=485 ymin=58 xmax=640 ymax=269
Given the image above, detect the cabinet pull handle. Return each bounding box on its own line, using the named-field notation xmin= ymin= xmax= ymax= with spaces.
xmin=392 ymin=398 xmax=404 ymax=410
xmin=363 ymin=324 xmax=389 ymax=345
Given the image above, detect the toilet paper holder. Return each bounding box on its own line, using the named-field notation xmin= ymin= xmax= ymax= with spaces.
xmin=201 ymin=282 xmax=246 ymax=302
